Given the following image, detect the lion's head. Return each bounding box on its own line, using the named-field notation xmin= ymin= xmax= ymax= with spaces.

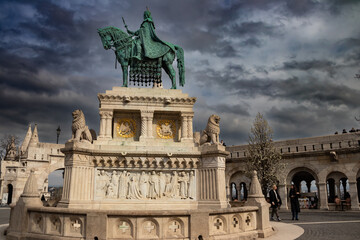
xmin=72 ymin=109 xmax=86 ymax=130
xmin=208 ymin=114 xmax=220 ymax=126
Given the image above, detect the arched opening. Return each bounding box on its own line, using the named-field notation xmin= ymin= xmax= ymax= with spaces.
xmin=230 ymin=182 xmax=237 ymax=200
xmin=228 ymin=171 xmax=250 ymax=203
xmin=45 ymin=168 xmax=65 ymax=207
xmin=239 ymin=182 xmax=248 ymax=201
xmin=326 ymin=172 xmax=348 ymax=202
xmin=7 ymin=184 xmax=13 ymax=204
xmin=287 ymin=168 xmax=319 ymax=209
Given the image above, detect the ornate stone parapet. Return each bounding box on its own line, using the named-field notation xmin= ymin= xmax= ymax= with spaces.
xmin=7 ymin=206 xmax=259 ymax=240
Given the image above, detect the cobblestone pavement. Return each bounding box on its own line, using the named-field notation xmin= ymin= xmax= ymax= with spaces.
xmin=0 ymin=208 xmax=10 ymax=225
xmin=278 ymin=210 xmax=360 ymax=240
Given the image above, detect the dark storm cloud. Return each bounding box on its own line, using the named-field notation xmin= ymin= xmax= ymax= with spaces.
xmin=280 ymin=60 xmax=337 ymax=77
xmin=240 ymin=38 xmax=262 ymax=48
xmin=228 ymin=22 xmax=279 ymax=37
xmin=195 ymin=62 xmax=360 ymax=108
xmin=209 ymin=104 xmax=250 ymax=117
xmin=284 ymin=0 xmax=319 ymax=16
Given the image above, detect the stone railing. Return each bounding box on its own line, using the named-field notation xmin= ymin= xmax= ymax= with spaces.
xmin=16 ymin=206 xmax=259 ymax=240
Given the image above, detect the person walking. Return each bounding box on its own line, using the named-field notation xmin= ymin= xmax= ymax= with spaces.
xmin=289 ymin=184 xmax=300 ymax=220
xmin=269 ymin=184 xmax=282 ymax=221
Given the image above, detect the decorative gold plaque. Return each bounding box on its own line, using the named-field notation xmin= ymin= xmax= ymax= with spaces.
xmin=156 ymin=120 xmax=176 ymax=139
xmin=116 ymin=119 xmax=136 ymax=138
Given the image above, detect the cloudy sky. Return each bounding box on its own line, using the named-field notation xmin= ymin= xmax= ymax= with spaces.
xmin=1 ymin=0 xmax=360 ymax=147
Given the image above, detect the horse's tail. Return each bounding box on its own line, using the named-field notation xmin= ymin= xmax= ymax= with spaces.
xmin=175 ymin=45 xmax=185 ymax=87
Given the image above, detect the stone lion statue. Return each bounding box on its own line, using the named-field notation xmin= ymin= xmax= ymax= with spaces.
xmin=200 ymin=114 xmax=221 ymax=145
xmin=71 ymin=109 xmax=92 ymax=143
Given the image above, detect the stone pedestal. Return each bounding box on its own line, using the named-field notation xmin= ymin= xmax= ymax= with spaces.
xmin=7 ymin=86 xmax=271 ymax=240
xmin=198 ymin=144 xmax=229 ymax=209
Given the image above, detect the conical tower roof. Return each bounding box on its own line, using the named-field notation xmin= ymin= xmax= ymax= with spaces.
xmin=28 ymin=124 xmax=39 ymax=147
xmin=20 ymin=124 xmax=32 ymax=153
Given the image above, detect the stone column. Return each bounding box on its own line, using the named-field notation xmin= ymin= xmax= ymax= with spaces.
xmin=187 ymin=115 xmax=194 ymax=139
xmin=349 ymin=181 xmax=360 ymax=210
xmin=181 ymin=115 xmax=188 ymax=139
xmin=105 ymin=111 xmax=113 ymax=138
xmin=318 ymin=182 xmax=328 ymax=210
xmin=140 ymin=110 xmax=153 ymax=141
xmin=278 ymin=183 xmax=288 ymax=210
xmin=98 ymin=110 xmax=112 ymax=140
xmin=181 ymin=113 xmax=194 ymax=141
xmin=98 ymin=111 xmax=107 ymax=138
xmin=236 ymin=185 xmax=242 ymax=201
xmin=336 ymin=180 xmax=341 ymax=198
xmin=306 ymin=181 xmax=311 ymax=192
xmin=147 ymin=115 xmax=153 ymax=138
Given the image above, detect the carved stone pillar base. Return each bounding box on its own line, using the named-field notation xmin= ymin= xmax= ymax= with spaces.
xmin=198 ymin=144 xmax=229 ymax=209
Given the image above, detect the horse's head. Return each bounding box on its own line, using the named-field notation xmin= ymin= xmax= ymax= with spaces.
xmin=98 ymin=27 xmax=113 ymax=50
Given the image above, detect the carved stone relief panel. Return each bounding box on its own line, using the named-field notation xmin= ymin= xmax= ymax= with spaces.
xmin=230 ymin=214 xmax=243 ymax=233
xmin=243 ymin=213 xmax=256 ymax=231
xmin=165 ymin=218 xmax=184 ymax=238
xmin=211 ymin=215 xmax=227 ymax=235
xmin=95 ymin=169 xmax=196 ymax=201
xmin=156 ymin=119 xmax=176 ymax=139
xmin=64 ymin=215 xmax=86 ymax=238
xmin=29 ymin=212 xmax=44 ymax=234
xmin=46 ymin=214 xmax=63 ymax=235
xmin=113 ymin=112 xmax=141 ymax=141
xmin=108 ymin=217 xmax=134 ymax=239
xmin=141 ymin=219 xmax=159 ymax=238
xmin=154 ymin=113 xmax=180 ymax=141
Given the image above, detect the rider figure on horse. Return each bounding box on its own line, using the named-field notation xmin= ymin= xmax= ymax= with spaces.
xmin=124 ymin=9 xmax=176 ymax=61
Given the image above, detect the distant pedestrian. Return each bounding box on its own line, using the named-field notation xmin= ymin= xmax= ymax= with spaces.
xmin=289 ymin=184 xmax=300 ymax=220
xmin=269 ymin=184 xmax=282 ymax=221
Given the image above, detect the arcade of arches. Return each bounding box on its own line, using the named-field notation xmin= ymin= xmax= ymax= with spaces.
xmin=227 ymin=165 xmax=360 ymax=210
xmin=226 ymin=132 xmax=360 ymax=210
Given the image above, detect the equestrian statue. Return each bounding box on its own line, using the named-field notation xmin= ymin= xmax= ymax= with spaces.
xmin=98 ymin=9 xmax=185 ymax=89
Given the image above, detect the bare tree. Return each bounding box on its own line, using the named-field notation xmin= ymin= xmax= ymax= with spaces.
xmin=0 ymin=135 xmax=19 ymax=160
xmin=246 ymin=113 xmax=285 ymax=196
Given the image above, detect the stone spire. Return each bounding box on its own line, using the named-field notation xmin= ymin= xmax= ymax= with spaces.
xmin=21 ymin=169 xmax=39 ymax=198
xmin=28 ymin=124 xmax=39 ymax=147
xmin=20 ymin=168 xmax=42 ymax=206
xmin=20 ymin=124 xmax=32 ymax=153
xmin=248 ymin=170 xmax=264 ymax=198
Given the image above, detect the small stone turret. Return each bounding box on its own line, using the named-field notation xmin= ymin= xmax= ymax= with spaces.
xmin=28 ymin=124 xmax=39 ymax=147
xmin=20 ymin=124 xmax=32 ymax=153
xmin=21 ymin=169 xmax=40 ymax=198
xmin=245 ymin=171 xmax=274 ymax=238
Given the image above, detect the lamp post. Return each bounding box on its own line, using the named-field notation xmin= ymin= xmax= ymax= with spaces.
xmin=56 ymin=126 xmax=61 ymax=144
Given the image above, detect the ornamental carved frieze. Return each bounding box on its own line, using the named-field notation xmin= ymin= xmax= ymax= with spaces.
xmin=95 ymin=169 xmax=196 ymax=201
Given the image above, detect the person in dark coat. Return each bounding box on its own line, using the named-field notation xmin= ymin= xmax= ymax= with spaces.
xmin=289 ymin=184 xmax=300 ymax=220
xmin=269 ymin=184 xmax=282 ymax=221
